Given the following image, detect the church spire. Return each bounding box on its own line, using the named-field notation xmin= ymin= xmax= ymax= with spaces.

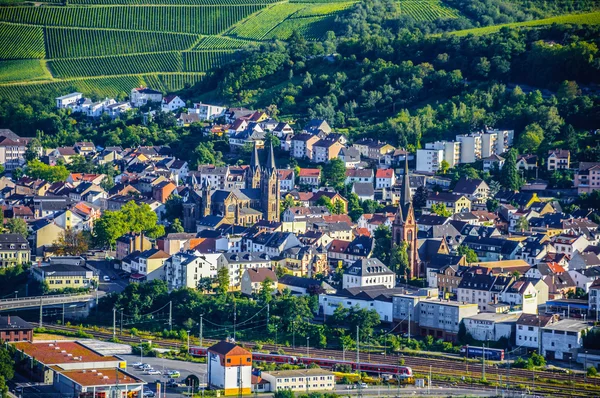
xmin=400 ymin=154 xmax=411 ymax=206
xmin=251 ymin=141 xmax=261 ymax=172
xmin=266 ymin=141 xmax=276 ymax=172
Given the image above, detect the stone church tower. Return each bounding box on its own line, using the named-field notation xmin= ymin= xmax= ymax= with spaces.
xmin=392 ymin=156 xmax=419 ymax=278
xmin=261 ymin=142 xmax=280 ymax=222
xmin=247 ymin=142 xmax=261 ymax=189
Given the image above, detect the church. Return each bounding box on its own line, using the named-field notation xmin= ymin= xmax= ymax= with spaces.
xmin=391 ymin=156 xmax=420 ymax=279
xmin=183 ymin=143 xmax=280 ymax=230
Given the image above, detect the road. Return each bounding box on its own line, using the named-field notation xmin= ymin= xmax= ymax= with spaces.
xmin=90 ymin=259 xmax=128 ymax=294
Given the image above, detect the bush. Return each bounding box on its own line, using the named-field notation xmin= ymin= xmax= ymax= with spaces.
xmin=587 ymin=366 xmax=597 ymax=377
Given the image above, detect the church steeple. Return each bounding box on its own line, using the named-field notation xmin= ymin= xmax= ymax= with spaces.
xmin=251 ymin=141 xmax=261 ymax=172
xmin=401 ymin=155 xmax=411 ymax=206
xmin=266 ymin=141 xmax=276 ymax=174
xmin=247 ymin=141 xmax=261 ymax=189
xmin=261 ymin=141 xmax=280 ymax=222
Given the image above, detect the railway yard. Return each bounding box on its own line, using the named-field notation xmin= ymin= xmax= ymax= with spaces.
xmin=42 ymin=323 xmax=599 ymax=397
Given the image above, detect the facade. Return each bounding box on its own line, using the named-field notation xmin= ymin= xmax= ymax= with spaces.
xmin=161 ymin=95 xmax=186 ymax=112
xmin=130 ymin=87 xmax=163 ymax=107
xmin=515 ymin=314 xmax=557 ymax=350
xmin=32 ymin=264 xmax=98 ymax=290
xmin=298 ymin=168 xmax=321 ymax=186
xmin=541 ymin=319 xmax=592 ymax=360
xmin=0 ymin=130 xmax=30 ymax=171
xmin=342 ymin=258 xmax=395 ymax=289
xmin=207 ymin=341 xmax=252 ymax=396
xmin=164 ymin=252 xmax=223 ymax=290
xmin=240 ymin=268 xmax=278 ymax=296
xmin=547 ymin=149 xmax=570 ymax=171
xmin=56 ymin=92 xmax=82 ymax=108
xmin=0 ymin=234 xmax=30 ymax=268
xmin=416 ymin=149 xmax=443 ymax=173
xmin=463 ymin=313 xmax=518 ymax=342
xmin=575 ymin=162 xmax=600 ymax=194
xmin=261 ymin=369 xmax=335 ymax=392
xmin=418 ymin=300 xmax=479 ymax=342
xmin=456 ymin=134 xmax=482 ymax=163
xmin=220 ymin=252 xmax=272 ymax=289
xmin=191 ymin=103 xmax=226 ymax=120
xmin=425 ymin=141 xmax=461 ymax=168
xmin=426 ymin=192 xmax=472 ymax=214
xmin=391 ymin=158 xmax=419 ymax=278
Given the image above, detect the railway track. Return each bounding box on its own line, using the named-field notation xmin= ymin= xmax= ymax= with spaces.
xmin=43 ymin=324 xmax=599 ymax=397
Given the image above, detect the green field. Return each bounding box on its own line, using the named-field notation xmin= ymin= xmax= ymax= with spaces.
xmin=451 ymin=11 xmax=600 ymax=36
xmin=0 ymin=60 xmax=52 ymax=83
xmin=399 ymin=0 xmax=460 ymax=21
xmin=0 ymin=22 xmax=45 ymax=59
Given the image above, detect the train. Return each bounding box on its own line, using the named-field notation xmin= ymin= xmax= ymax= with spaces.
xmin=460 ymin=345 xmax=504 ymax=361
xmin=189 ymin=347 xmax=413 ymax=379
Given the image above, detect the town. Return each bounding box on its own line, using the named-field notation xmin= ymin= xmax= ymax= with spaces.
xmin=0 ymin=82 xmax=598 ymax=398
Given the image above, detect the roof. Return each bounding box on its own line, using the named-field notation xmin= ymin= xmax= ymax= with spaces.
xmin=375 ymin=169 xmax=394 ymax=178
xmin=298 ymin=168 xmax=321 ymax=177
xmin=0 ymin=233 xmax=28 ymax=245
xmin=277 ymin=169 xmax=294 ymax=180
xmin=36 ymin=263 xmax=93 ymax=275
xmin=427 ymin=192 xmax=468 ymax=202
xmin=542 ymin=319 xmax=591 ymax=332
xmin=12 ymin=342 xmax=119 ymax=364
xmin=264 ymin=369 xmax=335 ymax=378
xmin=346 ymin=169 xmax=373 ymax=178
xmin=548 ymin=149 xmax=570 ymax=159
xmin=56 ymin=92 xmax=82 ymax=100
xmin=245 ymin=268 xmax=278 ymax=283
xmin=132 ymin=87 xmax=162 ymax=95
xmin=208 ymin=341 xmax=251 ymax=356
xmin=516 ymin=313 xmax=555 ymax=327
xmin=0 ymin=315 xmax=32 ymax=330
xmin=454 ymin=177 xmax=487 ymax=195
xmin=345 ymin=258 xmax=394 ymax=277
xmin=353 ymin=182 xmax=374 ymax=196
xmin=55 ymin=368 xmax=143 ymax=387
xmin=278 ymin=274 xmax=323 ymax=289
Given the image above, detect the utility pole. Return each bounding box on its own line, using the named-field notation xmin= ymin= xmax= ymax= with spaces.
xmin=62 ymin=302 xmax=65 ymax=325
xmin=169 ymin=301 xmax=172 ymax=331
xmin=39 ymin=297 xmax=43 ymax=327
xmin=199 ymin=314 xmax=204 ymax=347
xmin=357 ymin=326 xmax=362 ymax=398
xmin=113 ymin=307 xmax=116 ymax=340
xmin=482 ymin=343 xmax=486 ymax=381
xmin=408 ymin=307 xmax=411 ymax=342
xmin=233 ymin=300 xmax=237 ymax=341
xmin=120 ymin=311 xmax=123 ymax=335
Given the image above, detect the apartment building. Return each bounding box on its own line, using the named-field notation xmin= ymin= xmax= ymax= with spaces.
xmin=164 ymin=251 xmax=223 ymax=290
xmin=220 ymin=252 xmax=272 ymax=289
xmin=456 ymin=134 xmax=482 ymax=163
xmin=416 ymin=149 xmax=443 ymax=173
xmin=575 ymin=162 xmax=600 ymax=194
xmin=31 ymin=263 xmax=98 ymax=290
xmin=425 ymin=141 xmax=461 ymax=168
xmin=0 ymin=234 xmax=30 ymax=268
xmin=418 ymin=299 xmax=478 ymax=342
xmin=261 ymin=369 xmax=335 ymax=392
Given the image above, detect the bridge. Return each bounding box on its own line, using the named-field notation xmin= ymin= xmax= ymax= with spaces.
xmin=0 ymin=291 xmax=106 ymax=311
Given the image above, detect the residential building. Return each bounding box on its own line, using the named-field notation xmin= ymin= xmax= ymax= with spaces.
xmin=261 ymin=369 xmax=335 ymax=393
xmin=55 ymin=92 xmax=82 ymax=108
xmin=463 ymin=313 xmax=519 ymax=342
xmin=588 ymin=279 xmax=600 ymax=321
xmin=130 ymin=87 xmax=163 ymax=107
xmin=0 ymin=316 xmax=33 ymax=342
xmin=483 ymin=154 xmax=505 ymax=172
xmin=453 ymin=177 xmax=489 ymax=204
xmin=547 ymin=149 xmax=570 ymax=171
xmin=418 ymin=300 xmax=479 ymax=342
xmin=319 ymin=285 xmax=402 ymax=322
xmin=115 ymin=233 xmax=152 ymax=261
xmin=345 ymin=169 xmax=374 ymax=185
xmin=207 ymin=341 xmax=253 ymax=396
xmin=516 ymin=314 xmax=557 ymax=350
xmin=456 ymin=133 xmax=482 ymax=163
xmin=541 ymin=319 xmax=592 ymax=360
xmin=0 ymin=130 xmax=31 ymax=171
xmin=220 ymin=252 xmax=272 ymax=289
xmin=0 ymin=234 xmax=30 ymax=268
xmin=241 ymin=268 xmax=278 ymax=296
xmin=164 ymin=251 xmax=223 ymax=290
xmin=426 ymin=192 xmax=472 ymax=214
xmin=575 ymin=162 xmax=600 ymax=194
xmin=161 ymin=95 xmax=186 ymax=112
xmin=291 ymin=133 xmax=319 ymax=159
xmin=517 ymin=154 xmax=538 ymax=171
xmin=339 ymin=147 xmax=361 ymax=168
xmin=312 ymin=139 xmax=343 ymax=163
xmin=375 ymin=169 xmax=396 ymax=189
xmin=352 ymin=182 xmax=375 ymax=201
xmin=425 ymin=141 xmax=461 ymax=168
xmin=416 ymin=148 xmax=443 ymax=173
xmin=298 ymin=168 xmax=321 ymax=187
xmin=456 ymin=268 xmax=514 ymax=311
xmin=303 ymin=119 xmax=331 ymax=135
xmin=342 ymin=258 xmax=395 ymax=289
xmin=191 ymin=103 xmax=226 ymax=120
xmin=277 ymin=169 xmax=295 ymax=192
xmin=31 ymin=263 xmax=98 ymax=290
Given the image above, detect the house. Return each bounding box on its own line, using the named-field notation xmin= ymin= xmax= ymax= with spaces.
xmin=416 ymin=148 xmax=443 ymax=173
xmin=342 ymin=258 xmax=395 ymax=289
xmin=161 ymin=95 xmax=186 ymax=112
xmin=177 ymin=112 xmax=201 ymax=127
xmin=339 ymin=147 xmax=361 ymax=168
xmin=453 ymin=177 xmax=489 ymax=204
xmin=375 ymin=169 xmax=396 ymax=189
xmin=312 ymin=139 xmax=343 ymax=163
xmin=426 ymin=192 xmax=472 ymax=214
xmin=463 ymin=313 xmax=519 ymax=342
xmin=291 ymin=133 xmax=319 ymax=159
xmin=303 ymin=119 xmax=331 ymax=135
xmin=0 ymin=130 xmax=31 ymax=171
xmin=541 ymin=319 xmax=592 ymax=360
xmin=367 ymin=142 xmax=395 ymax=162
xmin=127 ymin=248 xmax=170 ymax=280
xmin=0 ymin=234 xmax=30 ymax=268
xmin=569 ymin=267 xmax=600 ymax=292
xmin=547 ymin=149 xmax=570 ymax=171
xmin=152 ymin=180 xmax=177 ymax=203
xmin=281 ymin=206 xmax=330 ymax=223
xmin=130 ymin=87 xmax=163 ymax=107
xmin=29 ymin=219 xmax=65 ymax=257
xmin=277 ymin=169 xmax=295 ymax=192
xmin=352 ymin=182 xmax=375 ymax=201
xmin=31 ymin=263 xmax=98 ymax=290
xmin=327 ymin=236 xmax=374 ymax=267
xmin=55 ymin=92 xmax=82 ymax=108
xmin=220 ymin=252 xmax=272 ymax=289
xmin=0 ymin=316 xmax=33 ymax=342
xmin=345 ymin=169 xmax=374 ymax=185
xmin=190 ymin=103 xmax=226 ymax=120
xmin=575 ymin=162 xmax=600 ymax=194
xmin=456 ymin=268 xmax=514 ymax=311
xmin=50 ymin=147 xmax=78 ymax=164
xmin=298 ymin=168 xmax=321 ymax=187
xmin=517 ymin=154 xmax=538 ymax=171
xmin=417 ymin=299 xmax=479 ymax=342
xmin=207 ymin=341 xmax=252 ymax=396
xmin=164 ymin=251 xmax=223 ymax=290
xmin=271 ymin=122 xmax=294 ymax=138
xmin=553 ymin=234 xmax=590 ymax=256
xmin=278 ymin=246 xmax=328 ymax=277
xmin=588 ymin=279 xmax=600 ymax=320
xmin=106 ymin=102 xmax=131 ymax=118
xmin=241 ymin=268 xmax=278 ymax=296
xmin=115 ymin=232 xmax=152 ymax=261
xmin=260 ymin=369 xmax=335 ymax=393
xmin=516 ymin=314 xmax=558 ymax=350
xmin=462 ymin=235 xmax=522 ymax=261
xmin=483 ymin=154 xmax=505 ymax=172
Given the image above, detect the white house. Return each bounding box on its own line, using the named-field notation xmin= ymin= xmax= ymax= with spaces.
xmin=569 ymin=267 xmax=600 ymax=292
xmin=260 ymin=369 xmax=335 ymax=393
xmin=463 ymin=313 xmax=519 ymax=342
xmin=207 ymin=341 xmax=252 ymax=395
xmin=516 ymin=313 xmax=558 ymax=350
xmin=56 ymin=92 xmax=82 ymax=108
xmin=541 ymin=319 xmax=592 ymax=360
xmin=319 ymin=285 xmax=397 ymax=322
xmin=553 ymin=234 xmax=590 ymax=257
xmin=130 ymin=87 xmax=163 ymax=107
xmin=161 ymin=95 xmax=186 ymax=112
xmin=191 ymin=103 xmax=226 ymax=120
xmin=342 ymin=258 xmax=395 ymax=289
xmin=164 ymin=251 xmax=223 ymax=290
xmin=416 ymin=148 xmax=443 ymax=173
xmin=375 ymin=168 xmax=396 ymax=189
xmin=240 ymin=268 xmax=278 ymax=296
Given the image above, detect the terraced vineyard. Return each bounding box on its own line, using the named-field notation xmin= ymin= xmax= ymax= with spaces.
xmin=184 ymin=51 xmax=238 ymax=72
xmin=194 ymin=35 xmax=257 ymax=49
xmin=0 ymin=60 xmax=51 ymax=83
xmin=0 ymin=22 xmax=45 ymax=59
xmin=398 ymin=0 xmax=460 ymax=21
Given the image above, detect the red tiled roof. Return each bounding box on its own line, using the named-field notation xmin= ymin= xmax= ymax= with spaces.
xmin=376 ymin=169 xmax=394 ymax=178
xmin=298 ymin=168 xmax=321 ymax=177
xmin=328 ymin=239 xmax=351 ymax=253
xmin=13 ymin=342 xmax=118 ymax=365
xmin=56 ymin=368 xmax=143 ymax=387
xmin=277 ymin=169 xmax=294 ymax=180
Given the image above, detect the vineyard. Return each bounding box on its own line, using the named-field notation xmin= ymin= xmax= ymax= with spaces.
xmin=0 ymin=60 xmax=51 ymax=83
xmin=68 ymin=0 xmax=278 ymax=4
xmin=184 ymin=51 xmax=238 ymax=72
xmin=398 ymin=0 xmax=460 ymax=22
xmin=0 ymin=5 xmax=263 ymax=35
xmin=0 ymin=22 xmax=45 ymax=59
xmin=228 ymin=3 xmax=306 ymax=39
xmin=194 ymin=35 xmax=257 ymax=49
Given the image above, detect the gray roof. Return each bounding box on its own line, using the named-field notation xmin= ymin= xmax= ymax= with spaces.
xmin=344 ymin=258 xmax=394 ymax=277
xmin=353 ymin=182 xmax=374 ymax=196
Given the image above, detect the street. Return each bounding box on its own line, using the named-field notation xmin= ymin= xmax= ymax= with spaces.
xmin=88 ymin=259 xmax=128 ymax=294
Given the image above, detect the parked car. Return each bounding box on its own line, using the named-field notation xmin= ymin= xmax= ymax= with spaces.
xmin=131 ymin=362 xmax=143 ymax=367
xmin=103 ymin=275 xmax=111 ymax=282
xmin=146 ymin=369 xmax=161 ymax=375
xmin=143 ymin=390 xmax=155 ymax=397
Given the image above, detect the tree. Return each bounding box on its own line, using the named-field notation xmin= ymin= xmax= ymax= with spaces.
xmin=430 ymin=203 xmax=452 ymax=217
xmin=6 ymin=218 xmax=28 ymax=237
xmin=274 ymin=390 xmax=295 ymax=398
xmin=457 ymin=246 xmax=478 ymax=263
xmin=258 ymin=278 xmax=274 ymax=304
xmin=322 ymin=158 xmax=346 ymax=190
xmin=518 ymin=123 xmax=544 ymax=154
xmin=25 ymin=159 xmax=69 ymax=182
xmin=413 ymin=185 xmax=428 ymax=209
xmin=587 ymin=366 xmax=598 ymax=377
xmin=0 ymin=346 xmax=14 ymax=397
xmin=215 ymin=266 xmax=230 ymax=295
xmin=280 ymin=195 xmax=296 ymax=215
xmin=390 ymin=242 xmax=409 ymax=280
xmin=500 ymin=149 xmax=522 ymax=191
xmin=169 ymin=218 xmax=184 ymax=233
xmin=164 ymin=195 xmax=184 ymax=222
xmin=316 ymin=196 xmax=334 ymax=213
xmin=198 ymin=277 xmax=212 ymax=292
xmin=93 ymin=211 xmax=127 ymax=248
xmin=486 ymin=199 xmax=499 ymax=212
xmin=439 ymin=159 xmax=450 ymax=174
xmin=52 ymin=229 xmax=89 ymax=256
xmin=333 ymin=200 xmax=345 ymax=215
xmin=347 ymin=193 xmax=363 ymax=222
xmin=516 ymin=216 xmax=529 ymax=232
xmin=372 ymin=225 xmax=391 ymax=265
xmin=24 ymin=137 xmax=42 ymax=162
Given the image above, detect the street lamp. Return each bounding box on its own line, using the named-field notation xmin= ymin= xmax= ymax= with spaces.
xmin=14 ymin=290 xmax=18 ymax=298
xmin=187 ymin=330 xmax=191 ymax=355
xmin=306 ymin=336 xmax=310 ymax=360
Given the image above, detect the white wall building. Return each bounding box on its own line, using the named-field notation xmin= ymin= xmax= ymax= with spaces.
xmin=261 ymin=369 xmax=335 ymax=393
xmin=456 ymin=134 xmax=482 ymax=164
xmin=207 ymin=341 xmax=252 ymax=395
xmin=164 ymin=251 xmax=223 ymax=290
xmin=56 ymin=92 xmax=82 ymax=108
xmin=319 ymin=286 xmax=396 ymax=322
xmin=130 ymin=87 xmax=163 ymax=107
xmin=416 ymin=149 xmax=443 ymax=173
xmin=161 ymin=95 xmax=186 ymax=112
xmin=192 ymin=103 xmax=226 ymax=120
xmin=541 ymin=319 xmax=592 ymax=360
xmin=342 ymin=258 xmax=395 ymax=290
xmin=463 ymin=313 xmax=518 ymax=342
xmin=425 ymin=141 xmax=461 ymax=168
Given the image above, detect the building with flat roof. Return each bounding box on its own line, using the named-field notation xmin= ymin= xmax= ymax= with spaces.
xmin=260 ymin=369 xmax=335 ymax=392
xmin=31 ymin=263 xmax=98 ymax=291
xmin=52 ymin=367 xmax=144 ymax=398
xmin=463 ymin=312 xmax=519 ymax=342
xmin=541 ymin=319 xmax=592 ymax=361
xmin=417 ymin=299 xmax=479 ymax=342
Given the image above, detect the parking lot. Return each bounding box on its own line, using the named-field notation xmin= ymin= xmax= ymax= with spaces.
xmin=119 ymin=354 xmax=207 ymax=397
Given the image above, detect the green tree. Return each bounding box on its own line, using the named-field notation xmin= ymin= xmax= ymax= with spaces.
xmin=52 ymin=229 xmax=89 ymax=256
xmin=439 ymin=159 xmax=450 ymax=174
xmin=316 ymin=196 xmax=334 ymax=213
xmin=0 ymin=346 xmax=14 ymax=397
xmin=169 ymin=218 xmax=184 ymax=233
xmin=486 ymin=199 xmax=499 ymax=212
xmin=258 ymin=278 xmax=274 ymax=304
xmin=93 ymin=211 xmax=127 ymax=248
xmin=322 ymin=158 xmax=346 ymax=190
xmin=500 ymin=149 xmax=522 ymax=191
xmin=24 ymin=137 xmax=42 ymax=162
xmin=457 ymin=246 xmax=478 ymax=263
xmin=26 ymin=159 xmax=69 ymax=182
xmin=280 ymin=195 xmax=296 ymax=215
xmin=333 ymin=200 xmax=345 ymax=215
xmin=413 ymin=185 xmax=428 ymax=209
xmin=430 ymin=203 xmax=452 ymax=217
xmin=518 ymin=123 xmax=544 ymax=154
xmin=587 ymin=366 xmax=598 ymax=377
xmin=347 ymin=193 xmax=363 ymax=222
xmin=274 ymin=389 xmax=295 ymax=398
xmin=6 ymin=218 xmax=28 ymax=237
xmin=216 ymin=266 xmax=230 ymax=295
xmin=372 ymin=225 xmax=391 ymax=265
xmin=390 ymin=242 xmax=409 ymax=280
xmin=516 ymin=216 xmax=529 ymax=232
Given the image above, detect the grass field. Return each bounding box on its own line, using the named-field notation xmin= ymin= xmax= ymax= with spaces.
xmin=451 ymin=11 xmax=600 ymax=36
xmin=0 ymin=60 xmax=52 ymax=83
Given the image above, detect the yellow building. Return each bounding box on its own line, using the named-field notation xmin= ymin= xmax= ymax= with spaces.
xmin=32 ymin=263 xmax=98 ymax=290
xmin=0 ymin=234 xmax=30 ymax=268
xmin=31 ymin=220 xmax=65 ymax=257
xmin=208 ymin=341 xmax=252 ymax=396
xmin=427 ymin=192 xmax=472 ymax=214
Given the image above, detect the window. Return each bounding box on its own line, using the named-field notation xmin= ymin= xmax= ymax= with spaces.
xmin=227 ymin=359 xmax=231 ymax=363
